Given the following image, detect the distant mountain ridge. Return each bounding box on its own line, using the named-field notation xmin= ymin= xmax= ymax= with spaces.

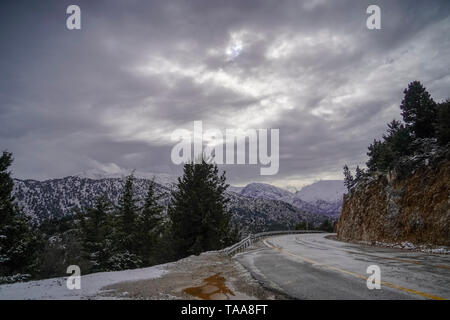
xmin=238 ymin=181 xmax=344 ymax=218
xmin=240 ymin=183 xmax=296 ymax=204
xmin=296 ymin=180 xmax=346 ymax=203
xmin=12 ymin=175 xmax=344 ymax=233
xmin=73 ymin=168 xmax=179 ymax=187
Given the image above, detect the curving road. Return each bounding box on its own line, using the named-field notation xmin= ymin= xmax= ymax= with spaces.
xmin=235 ymin=233 xmax=450 ymax=300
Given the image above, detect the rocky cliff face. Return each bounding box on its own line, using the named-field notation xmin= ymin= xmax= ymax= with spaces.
xmin=336 ymin=160 xmax=450 ymax=246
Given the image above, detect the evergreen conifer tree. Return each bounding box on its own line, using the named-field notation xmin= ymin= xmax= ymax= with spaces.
xmin=366 ymin=120 xmax=414 ymax=173
xmin=0 ymin=151 xmax=40 ymax=282
xmin=382 ymin=120 xmax=413 ymax=158
xmin=137 ymin=180 xmax=164 ymax=265
xmin=366 ymin=139 xmax=384 ymax=172
xmin=79 ymin=194 xmax=114 ymax=272
xmin=116 ymin=173 xmax=139 ymax=254
xmin=168 ymin=159 xmax=234 ymax=259
xmin=343 ymin=164 xmax=354 ymax=191
xmin=400 ymin=81 xmax=437 ymax=138
xmin=101 ymin=173 xmax=143 ymax=270
xmin=355 ymin=165 xmax=363 ymax=181
xmin=435 ymin=99 xmax=450 ymax=146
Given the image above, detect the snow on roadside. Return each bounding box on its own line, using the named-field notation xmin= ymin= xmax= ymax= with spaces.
xmin=0 ymin=264 xmax=169 ymax=300
xmin=374 ymin=241 xmax=450 ymax=254
xmin=357 ymin=240 xmax=450 ymax=254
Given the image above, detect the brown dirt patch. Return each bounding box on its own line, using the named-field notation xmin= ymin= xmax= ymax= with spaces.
xmin=183 ymin=273 xmax=234 ymax=300
xmin=101 ymin=251 xmax=286 ymax=300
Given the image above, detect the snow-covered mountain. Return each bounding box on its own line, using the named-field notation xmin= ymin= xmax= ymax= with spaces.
xmin=11 ymin=174 xmax=344 ymax=232
xmin=73 ymin=168 xmax=178 ymax=187
xmin=12 ymin=176 xmax=330 ymax=233
xmin=240 ymin=183 xmax=296 ymax=204
xmin=236 ymin=181 xmax=344 ymax=218
xmin=295 ymin=180 xmax=346 ymax=203
xmin=227 ymin=185 xmax=244 ymax=194
xmin=13 ymin=176 xmax=173 ymax=222
xmin=294 ymin=180 xmax=345 ymax=217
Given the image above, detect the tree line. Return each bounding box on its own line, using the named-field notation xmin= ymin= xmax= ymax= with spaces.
xmin=0 ymin=154 xmax=239 ymax=283
xmin=344 ymin=81 xmax=450 ymax=190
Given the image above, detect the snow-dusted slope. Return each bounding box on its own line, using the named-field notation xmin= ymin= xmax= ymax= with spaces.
xmin=0 ymin=263 xmax=167 ymax=299
xmin=12 ymin=175 xmax=330 ymax=232
xmin=295 ymin=180 xmax=345 ymax=203
xmin=227 ymin=185 xmax=244 ymax=194
xmin=12 ymin=172 xmax=344 ymax=230
xmin=240 ymin=183 xmax=296 ymax=204
xmin=238 ymin=181 xmax=344 ymax=218
xmin=74 ymin=168 xmax=178 ymax=187
xmin=13 ymin=177 xmax=172 ymax=222
xmin=293 ymin=180 xmax=345 ymax=218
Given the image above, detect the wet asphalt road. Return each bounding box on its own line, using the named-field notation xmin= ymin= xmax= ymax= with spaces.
xmin=235 ymin=233 xmax=450 ymax=300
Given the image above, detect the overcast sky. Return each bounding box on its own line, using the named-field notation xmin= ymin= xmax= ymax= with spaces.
xmin=1 ymin=0 xmax=449 ymax=189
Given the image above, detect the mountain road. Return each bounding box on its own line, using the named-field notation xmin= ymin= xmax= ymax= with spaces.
xmin=235 ymin=233 xmax=450 ymax=300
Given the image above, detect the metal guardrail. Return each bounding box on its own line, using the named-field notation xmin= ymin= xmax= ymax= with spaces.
xmin=221 ymin=230 xmax=325 ymax=256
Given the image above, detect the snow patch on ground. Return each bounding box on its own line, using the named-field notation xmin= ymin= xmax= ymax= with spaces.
xmin=358 ymin=240 xmax=450 ymax=254
xmin=0 ymin=264 xmax=168 ymax=300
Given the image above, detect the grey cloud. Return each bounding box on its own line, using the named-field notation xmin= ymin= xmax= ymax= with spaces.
xmin=0 ymin=0 xmax=449 ymax=187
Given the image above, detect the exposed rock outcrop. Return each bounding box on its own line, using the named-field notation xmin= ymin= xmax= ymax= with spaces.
xmin=336 ymin=160 xmax=450 ymax=246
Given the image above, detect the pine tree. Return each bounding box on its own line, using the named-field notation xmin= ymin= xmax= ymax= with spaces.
xmin=109 ymin=173 xmax=142 ymax=270
xmin=435 ymin=99 xmax=450 ymax=146
xmin=343 ymin=164 xmax=354 ymax=191
xmin=400 ymin=81 xmax=437 ymax=138
xmin=116 ymin=173 xmax=139 ymax=254
xmin=0 ymin=151 xmax=40 ymax=282
xmin=0 ymin=152 xmax=15 ymax=227
xmin=168 ymin=159 xmax=234 ymax=259
xmin=366 ymin=120 xmax=414 ymax=173
xmin=355 ymin=165 xmax=363 ymax=181
xmin=79 ymin=194 xmax=114 ymax=272
xmin=382 ymin=120 xmax=413 ymax=158
xmin=137 ymin=180 xmax=164 ymax=265
xmin=366 ymin=139 xmax=383 ymax=172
